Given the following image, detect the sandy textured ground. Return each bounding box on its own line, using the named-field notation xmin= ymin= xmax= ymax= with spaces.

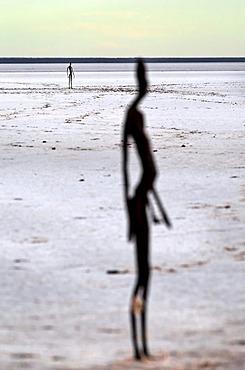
xmin=0 ymin=64 xmax=245 ymax=369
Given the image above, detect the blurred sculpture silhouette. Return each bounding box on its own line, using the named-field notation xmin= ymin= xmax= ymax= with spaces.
xmin=67 ymin=62 xmax=75 ymax=89
xmin=122 ymin=59 xmax=171 ymax=360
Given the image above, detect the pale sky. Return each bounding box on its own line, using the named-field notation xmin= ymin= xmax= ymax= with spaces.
xmin=1 ymin=0 xmax=244 ymax=57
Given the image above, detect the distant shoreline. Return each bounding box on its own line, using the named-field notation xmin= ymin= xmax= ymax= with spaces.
xmin=0 ymin=57 xmax=245 ymax=64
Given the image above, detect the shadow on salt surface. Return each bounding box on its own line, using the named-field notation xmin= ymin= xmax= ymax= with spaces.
xmin=4 ymin=350 xmax=243 ymax=370
xmin=87 ymin=349 xmax=243 ymax=370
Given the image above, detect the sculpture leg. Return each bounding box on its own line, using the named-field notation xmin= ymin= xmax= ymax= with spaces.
xmin=137 ymin=198 xmax=150 ymax=358
xmin=131 ymin=270 xmax=150 ymax=360
xmin=130 ymin=288 xmax=141 ymax=360
xmin=130 ymin=193 xmax=150 ymax=361
xmin=141 ymin=269 xmax=150 ymax=357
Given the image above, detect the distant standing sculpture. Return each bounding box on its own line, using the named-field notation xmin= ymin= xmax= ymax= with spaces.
xmin=67 ymin=62 xmax=75 ymax=89
xmin=122 ymin=59 xmax=171 ymax=360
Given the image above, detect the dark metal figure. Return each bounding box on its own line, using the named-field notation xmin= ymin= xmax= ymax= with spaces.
xmin=67 ymin=62 xmax=75 ymax=89
xmin=122 ymin=59 xmax=171 ymax=360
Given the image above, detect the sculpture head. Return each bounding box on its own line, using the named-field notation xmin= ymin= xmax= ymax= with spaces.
xmin=136 ymin=59 xmax=148 ymax=99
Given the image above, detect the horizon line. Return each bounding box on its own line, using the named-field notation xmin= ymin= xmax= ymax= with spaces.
xmin=1 ymin=56 xmax=245 ymax=64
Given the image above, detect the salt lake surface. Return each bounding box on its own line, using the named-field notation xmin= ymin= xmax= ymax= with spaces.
xmin=0 ymin=63 xmax=245 ymax=369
